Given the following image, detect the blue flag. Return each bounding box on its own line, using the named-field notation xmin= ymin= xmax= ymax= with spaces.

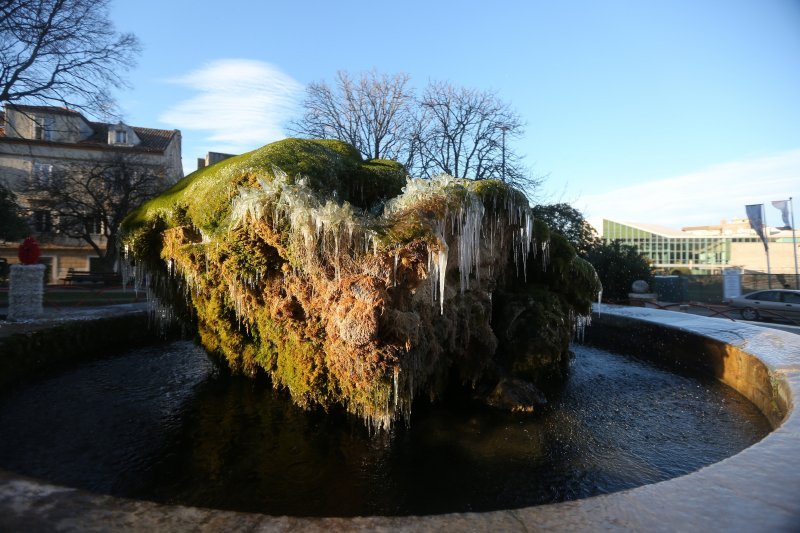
xmin=745 ymin=204 xmax=768 ymax=251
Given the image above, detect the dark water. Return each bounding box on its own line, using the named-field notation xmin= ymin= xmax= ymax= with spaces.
xmin=0 ymin=341 xmax=771 ymax=516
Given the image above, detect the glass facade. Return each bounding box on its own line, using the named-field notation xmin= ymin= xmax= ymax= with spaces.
xmin=602 ymin=220 xmax=761 ymax=272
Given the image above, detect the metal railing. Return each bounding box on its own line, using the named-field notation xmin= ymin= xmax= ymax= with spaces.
xmin=683 ymin=273 xmax=800 ymax=304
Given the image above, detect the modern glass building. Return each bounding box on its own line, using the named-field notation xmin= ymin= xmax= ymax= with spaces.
xmin=601 ymin=219 xmax=763 ymax=273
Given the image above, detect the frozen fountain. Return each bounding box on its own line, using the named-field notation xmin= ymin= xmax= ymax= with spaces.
xmin=0 ymin=140 xmax=797 ymax=530
xmin=0 ymin=304 xmax=798 ymax=530
xmin=120 ymin=139 xmax=599 ymax=430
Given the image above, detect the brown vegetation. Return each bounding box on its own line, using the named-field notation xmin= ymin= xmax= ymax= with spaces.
xmin=122 ymin=139 xmax=600 ymax=430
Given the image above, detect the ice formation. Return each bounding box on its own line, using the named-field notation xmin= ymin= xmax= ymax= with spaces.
xmin=121 ymin=139 xmax=599 ymax=431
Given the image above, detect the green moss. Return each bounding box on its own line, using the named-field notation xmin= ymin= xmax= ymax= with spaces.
xmin=474 ymin=178 xmax=530 ymax=208
xmin=274 ymin=328 xmax=329 ymax=407
xmin=247 ymin=138 xmax=358 ymax=191
xmin=122 ymin=139 xmax=601 ymax=430
xmin=512 ymin=226 xmax=600 ymax=322
xmin=348 ymin=159 xmax=406 ymax=209
xmin=314 ymin=139 xmax=363 ymax=161
xmin=534 ymin=218 xmax=551 ymax=246
xmin=226 ymin=227 xmax=283 ymax=278
xmin=123 ymin=138 xmax=408 ymax=240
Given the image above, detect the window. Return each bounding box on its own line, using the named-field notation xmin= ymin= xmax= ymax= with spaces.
xmin=783 ymin=292 xmax=800 ymax=305
xmin=84 ymin=214 xmax=104 ymax=235
xmin=34 ymin=116 xmax=53 ymax=141
xmin=33 ymin=210 xmax=52 ymax=232
xmin=115 ymin=130 xmax=128 ymax=144
xmin=105 ymin=168 xmax=132 ymax=192
xmin=746 ymin=291 xmax=781 ymax=302
xmin=32 ymin=163 xmax=53 ymax=186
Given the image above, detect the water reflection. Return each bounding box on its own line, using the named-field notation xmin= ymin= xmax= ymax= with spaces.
xmin=0 ymin=341 xmax=770 ymax=516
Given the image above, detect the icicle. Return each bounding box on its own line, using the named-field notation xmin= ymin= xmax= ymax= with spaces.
xmin=596 ymin=287 xmax=604 ymax=317
xmin=456 ymin=193 xmax=484 ymax=295
xmin=393 ymin=367 xmax=399 ymax=412
xmin=394 ymin=251 xmax=400 ymax=287
xmin=428 ymin=251 xmax=436 ymax=307
xmin=574 ymin=313 xmax=592 ymax=343
xmin=541 ymin=238 xmax=550 ymax=270
xmin=436 ymin=243 xmax=448 ymax=315
xmin=334 ymin=233 xmax=340 ymax=280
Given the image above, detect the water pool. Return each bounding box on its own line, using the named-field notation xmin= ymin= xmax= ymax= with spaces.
xmin=0 ymin=340 xmax=770 ymax=516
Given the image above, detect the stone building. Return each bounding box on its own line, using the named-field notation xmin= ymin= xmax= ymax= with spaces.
xmin=197 ymin=151 xmax=235 ymax=170
xmin=0 ymin=104 xmax=182 ymax=283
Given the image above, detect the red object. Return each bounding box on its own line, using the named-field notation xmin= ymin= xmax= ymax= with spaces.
xmin=18 ymin=236 xmax=41 ymax=265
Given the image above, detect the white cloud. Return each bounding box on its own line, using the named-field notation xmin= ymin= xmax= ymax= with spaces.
xmin=579 ymin=149 xmax=800 ymax=229
xmin=159 ymin=59 xmax=302 ymax=153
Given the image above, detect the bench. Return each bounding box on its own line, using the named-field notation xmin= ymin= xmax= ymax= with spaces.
xmin=62 ymin=270 xmax=122 ymax=286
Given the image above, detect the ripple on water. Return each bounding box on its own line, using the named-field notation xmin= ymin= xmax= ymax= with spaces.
xmin=0 ymin=341 xmax=771 ymax=516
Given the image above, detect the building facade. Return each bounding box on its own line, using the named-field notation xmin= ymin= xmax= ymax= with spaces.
xmin=0 ymin=104 xmax=182 ymax=282
xmin=197 ymin=151 xmax=235 ymax=170
xmin=600 ymin=218 xmax=799 ymax=275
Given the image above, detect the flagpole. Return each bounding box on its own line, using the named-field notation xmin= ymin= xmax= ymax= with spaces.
xmin=791 ymin=197 xmax=799 ymax=289
xmin=763 ymin=203 xmax=772 ymax=289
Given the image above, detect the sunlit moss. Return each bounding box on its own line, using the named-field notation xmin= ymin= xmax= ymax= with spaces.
xmin=121 ymin=139 xmax=600 ymax=430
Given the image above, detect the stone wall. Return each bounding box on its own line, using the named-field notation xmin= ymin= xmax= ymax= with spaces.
xmin=0 ymin=308 xmax=159 ymax=392
xmin=730 ymin=240 xmax=799 ymax=275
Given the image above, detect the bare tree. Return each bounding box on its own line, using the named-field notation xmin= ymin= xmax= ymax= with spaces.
xmin=416 ymin=82 xmax=535 ymax=189
xmin=0 ymin=0 xmax=140 ymax=116
xmin=0 ymin=182 xmax=29 ymax=240
xmin=290 ymin=70 xmax=418 ymax=166
xmin=292 ymin=70 xmax=542 ymax=193
xmin=26 ymin=155 xmax=165 ymax=271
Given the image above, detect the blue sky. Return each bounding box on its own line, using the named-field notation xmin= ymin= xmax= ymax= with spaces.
xmin=109 ymin=0 xmax=800 ymax=229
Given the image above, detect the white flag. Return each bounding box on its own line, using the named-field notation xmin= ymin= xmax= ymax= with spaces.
xmin=771 ymin=200 xmax=792 ymax=230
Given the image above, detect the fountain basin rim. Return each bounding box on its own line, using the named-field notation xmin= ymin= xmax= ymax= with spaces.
xmin=0 ymin=304 xmax=798 ymax=531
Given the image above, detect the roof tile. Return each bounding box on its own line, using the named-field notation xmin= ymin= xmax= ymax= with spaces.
xmin=1 ymin=104 xmax=177 ymax=152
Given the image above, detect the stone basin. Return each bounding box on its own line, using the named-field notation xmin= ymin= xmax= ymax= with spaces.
xmin=0 ymin=304 xmax=798 ymax=531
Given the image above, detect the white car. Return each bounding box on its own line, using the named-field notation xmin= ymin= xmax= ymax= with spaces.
xmin=726 ymin=289 xmax=800 ymax=323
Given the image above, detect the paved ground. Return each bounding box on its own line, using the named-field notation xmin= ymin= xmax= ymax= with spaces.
xmin=640 ymin=302 xmax=800 ymax=335
xmin=3 ymin=299 xmax=798 ymax=339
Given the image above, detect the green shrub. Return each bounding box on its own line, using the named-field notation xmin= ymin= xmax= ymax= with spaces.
xmin=584 ymin=240 xmax=652 ymax=301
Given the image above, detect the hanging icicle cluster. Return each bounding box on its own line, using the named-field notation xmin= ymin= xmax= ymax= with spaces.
xmin=121 ymin=138 xmax=600 ymax=431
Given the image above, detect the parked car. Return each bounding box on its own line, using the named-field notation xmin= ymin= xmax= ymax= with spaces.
xmin=725 ymin=289 xmax=800 ymax=323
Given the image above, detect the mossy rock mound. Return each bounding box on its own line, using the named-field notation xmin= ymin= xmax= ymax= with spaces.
xmin=122 ymin=139 xmax=599 ymax=430
xmin=123 ymin=138 xmax=406 ymax=238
